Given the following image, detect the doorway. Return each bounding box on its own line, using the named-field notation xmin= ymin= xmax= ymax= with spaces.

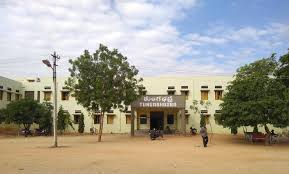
xmin=150 ymin=111 xmax=164 ymax=130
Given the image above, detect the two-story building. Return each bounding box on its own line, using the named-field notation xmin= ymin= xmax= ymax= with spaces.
xmin=1 ymin=75 xmax=235 ymax=134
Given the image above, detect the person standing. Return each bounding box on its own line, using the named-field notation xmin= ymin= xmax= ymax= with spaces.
xmin=200 ymin=126 xmax=208 ymax=147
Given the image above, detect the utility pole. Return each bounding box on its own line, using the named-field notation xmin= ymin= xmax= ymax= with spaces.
xmin=51 ymin=52 xmax=60 ymax=147
xmin=42 ymin=52 xmax=60 ymax=147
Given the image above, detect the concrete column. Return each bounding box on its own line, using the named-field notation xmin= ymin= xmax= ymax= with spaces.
xmin=131 ymin=108 xmax=135 ymax=137
xmin=181 ymin=109 xmax=186 ymax=135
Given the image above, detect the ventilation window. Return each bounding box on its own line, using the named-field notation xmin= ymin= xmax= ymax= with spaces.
xmin=27 ymin=79 xmax=35 ymax=82
xmin=201 ymin=110 xmax=208 ymax=113
xmin=94 ymin=114 xmax=100 ymax=124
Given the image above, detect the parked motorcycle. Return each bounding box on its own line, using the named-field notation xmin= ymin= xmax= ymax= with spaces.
xmin=34 ymin=128 xmax=50 ymax=136
xmin=149 ymin=129 xmax=163 ymax=140
xmin=20 ymin=128 xmax=33 ymax=137
xmin=190 ymin=127 xmax=197 ymax=135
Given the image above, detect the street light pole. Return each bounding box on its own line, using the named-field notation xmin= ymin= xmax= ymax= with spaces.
xmin=43 ymin=52 xmax=60 ymax=147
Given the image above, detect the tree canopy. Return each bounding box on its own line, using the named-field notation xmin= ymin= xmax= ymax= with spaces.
xmin=275 ymin=49 xmax=289 ymax=87
xmin=215 ymin=53 xmax=289 ymax=131
xmin=3 ymin=99 xmax=52 ymax=130
xmin=66 ymin=44 xmax=143 ymax=141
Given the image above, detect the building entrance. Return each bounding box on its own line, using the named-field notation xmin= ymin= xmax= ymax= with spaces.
xmin=150 ymin=111 xmax=164 ymax=130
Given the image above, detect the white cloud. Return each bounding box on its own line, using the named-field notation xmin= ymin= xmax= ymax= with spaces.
xmin=0 ymin=0 xmax=288 ymax=79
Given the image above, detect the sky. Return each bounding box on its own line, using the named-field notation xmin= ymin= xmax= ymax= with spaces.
xmin=0 ymin=0 xmax=289 ymax=78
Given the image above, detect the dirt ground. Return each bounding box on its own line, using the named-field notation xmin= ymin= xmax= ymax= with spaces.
xmin=0 ymin=134 xmax=288 ymax=174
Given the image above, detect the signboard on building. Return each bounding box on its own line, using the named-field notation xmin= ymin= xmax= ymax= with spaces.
xmin=131 ymin=95 xmax=186 ymax=108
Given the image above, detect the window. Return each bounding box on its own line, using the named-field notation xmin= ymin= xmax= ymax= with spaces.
xmin=0 ymin=91 xmax=3 ymax=100
xmin=44 ymin=91 xmax=52 ymax=101
xmin=94 ymin=114 xmax=100 ymax=124
xmin=140 ymin=87 xmax=147 ymax=95
xmin=61 ymin=91 xmax=69 ymax=100
xmin=186 ymin=115 xmax=189 ymax=124
xmin=37 ymin=91 xmax=40 ymax=102
xmin=201 ymin=110 xmax=208 ymax=114
xmin=27 ymin=79 xmax=35 ymax=82
xmin=201 ymin=91 xmax=208 ymax=100
xmin=7 ymin=92 xmax=11 ymax=101
xmin=167 ymin=86 xmax=175 ymax=95
xmin=167 ymin=91 xmax=175 ymax=95
xmin=107 ymin=115 xmax=114 ymax=124
xmin=44 ymin=86 xmax=51 ymax=90
xmin=181 ymin=91 xmax=189 ymax=100
xmin=126 ymin=115 xmax=131 ymax=124
xmin=141 ymin=90 xmax=147 ymax=95
xmin=205 ymin=115 xmax=210 ymax=124
xmin=25 ymin=91 xmax=34 ymax=100
xmin=15 ymin=94 xmax=21 ymax=101
xmin=215 ymin=91 xmax=223 ymax=100
xmin=214 ymin=112 xmax=221 ymax=125
xmin=167 ymin=114 xmax=174 ymax=124
xmin=140 ymin=114 xmax=147 ymax=124
xmin=74 ymin=114 xmax=80 ymax=124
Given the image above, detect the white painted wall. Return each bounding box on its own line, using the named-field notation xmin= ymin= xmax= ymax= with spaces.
xmin=0 ymin=76 xmax=23 ymax=109
xmin=1 ymin=75 xmax=287 ymax=134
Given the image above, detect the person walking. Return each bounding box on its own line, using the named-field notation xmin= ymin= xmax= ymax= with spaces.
xmin=200 ymin=126 xmax=208 ymax=147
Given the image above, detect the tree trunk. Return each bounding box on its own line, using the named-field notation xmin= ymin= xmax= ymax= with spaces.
xmin=130 ymin=110 xmax=135 ymax=137
xmin=264 ymin=124 xmax=270 ymax=146
xmin=98 ymin=112 xmax=104 ymax=142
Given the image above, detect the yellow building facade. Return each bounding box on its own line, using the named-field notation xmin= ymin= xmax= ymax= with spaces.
xmin=2 ymin=75 xmax=287 ymax=134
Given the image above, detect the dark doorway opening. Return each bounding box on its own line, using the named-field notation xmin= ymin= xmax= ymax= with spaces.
xmin=150 ymin=111 xmax=164 ymax=130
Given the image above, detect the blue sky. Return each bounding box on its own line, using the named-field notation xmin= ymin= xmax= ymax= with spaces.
xmin=0 ymin=0 xmax=288 ymax=78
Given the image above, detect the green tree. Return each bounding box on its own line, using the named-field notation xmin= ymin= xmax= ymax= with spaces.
xmin=275 ymin=49 xmax=289 ymax=87
xmin=190 ymin=100 xmax=211 ymax=127
xmin=78 ymin=113 xmax=85 ymax=133
xmin=5 ymin=99 xmax=43 ymax=129
xmin=0 ymin=109 xmax=6 ymax=124
xmin=215 ymin=55 xmax=289 ymax=137
xmin=57 ymin=106 xmax=74 ymax=134
xmin=36 ymin=102 xmax=53 ymax=134
xmin=66 ymin=44 xmax=143 ymax=142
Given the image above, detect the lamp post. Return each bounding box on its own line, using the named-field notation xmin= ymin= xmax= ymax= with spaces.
xmin=42 ymin=52 xmax=60 ymax=147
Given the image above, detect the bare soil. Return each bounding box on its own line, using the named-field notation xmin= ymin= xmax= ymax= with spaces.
xmin=0 ymin=134 xmax=288 ymax=174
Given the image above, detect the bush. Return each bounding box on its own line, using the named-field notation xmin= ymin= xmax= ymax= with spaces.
xmin=78 ymin=113 xmax=85 ymax=133
xmin=57 ymin=106 xmax=74 ymax=134
xmin=200 ymin=114 xmax=206 ymax=127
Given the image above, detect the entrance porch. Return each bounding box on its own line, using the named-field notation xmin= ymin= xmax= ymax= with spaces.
xmin=130 ymin=95 xmax=186 ymax=136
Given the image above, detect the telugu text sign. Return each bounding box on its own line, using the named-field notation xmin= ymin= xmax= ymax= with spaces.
xmin=131 ymin=95 xmax=185 ymax=108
